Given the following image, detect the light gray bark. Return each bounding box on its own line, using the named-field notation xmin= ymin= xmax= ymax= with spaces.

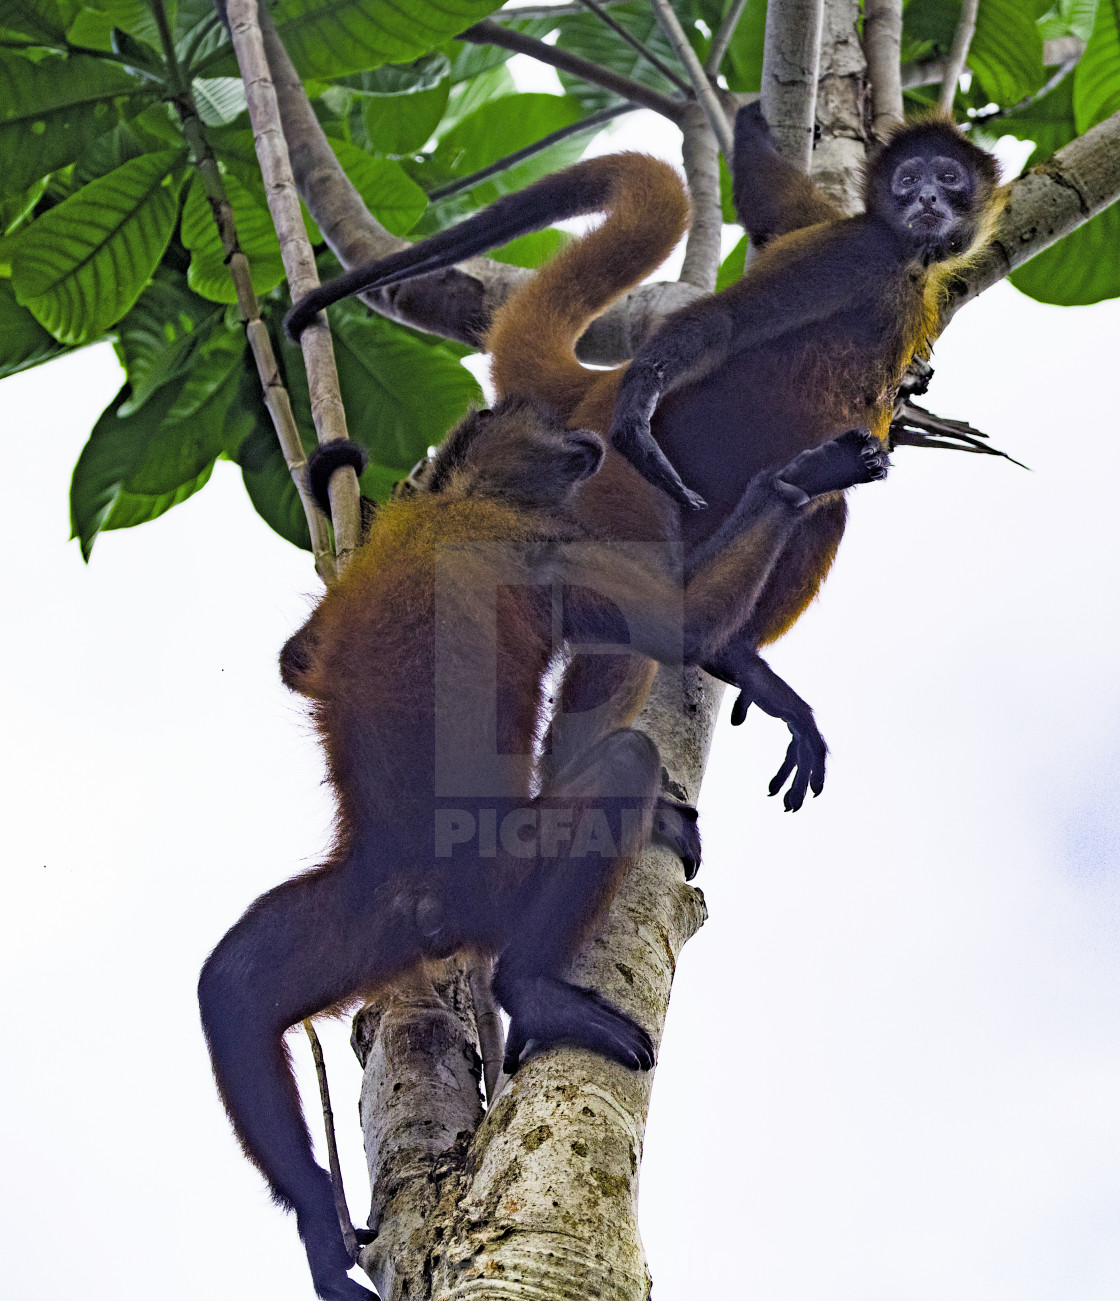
xmin=760 ymin=0 xmax=825 ymax=172
xmin=811 ymin=0 xmax=867 ymax=214
xmin=862 ymin=0 xmax=904 ymax=140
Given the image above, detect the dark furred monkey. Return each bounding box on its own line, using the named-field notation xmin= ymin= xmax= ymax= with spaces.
xmin=293 ymin=110 xmax=1003 ymax=809
xmin=199 ymin=396 xmax=886 ymax=1301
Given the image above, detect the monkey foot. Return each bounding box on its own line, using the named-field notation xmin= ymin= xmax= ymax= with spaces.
xmin=496 ymin=975 xmax=656 ymax=1074
xmin=653 ymin=796 xmax=701 ymax=879
xmin=767 ymin=724 xmax=827 ymax=812
xmin=776 ymin=428 xmax=889 ymax=501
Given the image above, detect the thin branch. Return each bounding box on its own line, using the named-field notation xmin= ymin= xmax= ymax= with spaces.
xmin=706 ymin=0 xmax=750 ymax=75
xmin=466 ymin=958 xmax=505 ymax=1107
xmin=579 ymin=0 xmax=692 ymax=95
xmin=303 ymin=1020 xmax=360 ymax=1262
xmin=760 ymin=0 xmax=825 ymax=172
xmin=890 ymin=401 xmax=1028 ymax=468
xmin=426 ymin=103 xmax=632 ymax=202
xmin=863 ymin=0 xmax=904 ymax=139
xmin=495 ymin=0 xmax=630 ymax=15
xmin=678 ymin=101 xmax=723 ymax=290
xmin=970 ymin=57 xmax=1080 ymax=124
xmin=650 ymin=0 xmax=734 ymax=157
xmin=937 ymin=0 xmax=979 ymax=115
xmin=459 ymin=19 xmax=686 ymax=123
xmin=902 ymin=38 xmax=1085 ymax=91
xmin=226 ymin=0 xmax=362 ymax=574
xmin=150 ymin=0 xmax=334 ymax=578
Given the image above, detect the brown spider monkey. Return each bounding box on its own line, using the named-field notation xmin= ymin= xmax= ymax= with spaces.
xmin=199 ymin=394 xmax=886 ymax=1301
xmin=289 ymin=109 xmax=1002 ymax=812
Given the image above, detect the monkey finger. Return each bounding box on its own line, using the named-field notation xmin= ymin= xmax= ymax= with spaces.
xmin=730 ymin=692 xmax=752 ymax=726
xmin=611 ymin=422 xmax=707 ymax=510
xmin=768 ymin=740 xmax=798 ymax=797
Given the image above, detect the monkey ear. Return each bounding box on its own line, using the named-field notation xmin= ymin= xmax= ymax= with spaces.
xmin=306 ymin=439 xmax=369 ymax=515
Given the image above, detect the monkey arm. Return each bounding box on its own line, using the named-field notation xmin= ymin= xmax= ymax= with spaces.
xmin=731 ymin=102 xmax=843 ymax=245
xmin=703 ymin=640 xmax=827 ymax=812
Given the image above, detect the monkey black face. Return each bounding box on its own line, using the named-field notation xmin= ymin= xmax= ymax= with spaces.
xmin=427 ymin=396 xmax=605 ymax=508
xmin=868 ymin=121 xmax=1000 ymax=266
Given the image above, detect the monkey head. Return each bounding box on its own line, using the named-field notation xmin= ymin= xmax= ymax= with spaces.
xmin=424 ymin=395 xmax=605 ymax=509
xmin=866 ymin=119 xmax=1001 ymax=266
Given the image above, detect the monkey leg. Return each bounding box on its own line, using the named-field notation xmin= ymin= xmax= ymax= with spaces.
xmin=704 ymin=640 xmax=826 ymax=811
xmin=199 ymin=859 xmax=416 ymax=1301
xmin=492 ymin=728 xmax=662 ymax=1075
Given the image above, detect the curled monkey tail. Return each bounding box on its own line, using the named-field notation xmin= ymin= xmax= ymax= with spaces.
xmin=486 ymin=153 xmax=690 ymax=420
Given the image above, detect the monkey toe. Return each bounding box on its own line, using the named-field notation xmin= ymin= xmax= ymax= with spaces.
xmin=729 ymin=690 xmax=751 ymax=726
xmin=653 ymin=797 xmax=702 ymax=879
xmin=498 ymin=976 xmax=655 ymax=1072
xmin=768 ymin=728 xmax=826 ymax=812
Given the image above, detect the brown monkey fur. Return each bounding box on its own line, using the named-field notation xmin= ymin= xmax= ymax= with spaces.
xmin=289 ymin=111 xmax=1002 ymax=813
xmin=199 ymin=396 xmax=886 ymax=1301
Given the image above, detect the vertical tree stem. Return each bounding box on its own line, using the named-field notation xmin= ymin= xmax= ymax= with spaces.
xmin=863 ymin=0 xmax=904 ymax=138
xmin=760 ymin=0 xmax=825 ymax=171
xmin=304 ymin=1020 xmax=360 ymax=1262
xmin=225 ymin=0 xmax=363 ymax=574
xmin=149 ymin=0 xmax=334 ymax=579
xmin=938 ymin=0 xmax=979 ymax=115
xmin=678 ymin=102 xmax=723 ymax=291
xmin=650 ymin=0 xmax=735 ymax=158
xmin=707 ymin=0 xmax=750 ymax=75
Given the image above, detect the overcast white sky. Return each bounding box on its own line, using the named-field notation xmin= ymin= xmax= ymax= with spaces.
xmin=2 ymin=80 xmax=1120 ymax=1301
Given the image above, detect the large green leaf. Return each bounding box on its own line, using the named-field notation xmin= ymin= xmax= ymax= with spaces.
xmin=114 ymin=272 xmax=226 ymax=414
xmin=0 ymin=0 xmax=81 ymax=44
xmin=363 ymin=77 xmax=450 ymax=155
xmin=554 ymin=3 xmax=683 ymax=112
xmin=717 ymin=0 xmax=768 ymax=93
xmin=1009 ymin=200 xmax=1120 ymax=303
xmin=1074 ymin=0 xmax=1120 ymax=131
xmin=235 ymin=0 xmax=501 ymax=80
xmin=70 ymin=329 xmax=249 ymax=556
xmin=324 ymin=139 xmax=428 ymax=233
xmin=0 ymin=50 xmax=151 ymax=198
xmin=11 ymin=149 xmax=186 ymax=345
xmin=180 ymin=170 xmax=287 ymax=301
xmin=237 ymin=417 xmax=313 ymax=550
xmin=325 ymin=300 xmax=481 ymax=490
xmin=488 ymin=227 xmax=570 ymax=268
xmin=969 ymin=0 xmax=1045 ymax=105
xmin=1038 ymin=0 xmax=1100 ymax=42
xmin=0 ymin=278 xmax=71 ymax=378
xmin=993 ymin=75 xmax=1076 ymax=165
xmin=429 ymin=93 xmax=585 ymax=205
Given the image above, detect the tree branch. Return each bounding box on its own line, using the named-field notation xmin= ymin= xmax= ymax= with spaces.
xmin=151 ymin=0 xmax=334 ymax=578
xmin=863 ymin=0 xmax=903 ymax=139
xmin=810 ymin=0 xmax=867 ymax=214
xmin=901 ymin=38 xmax=1085 ymax=90
xmin=226 ymin=0 xmax=361 ymax=572
xmin=707 ymin=0 xmax=750 ymax=76
xmin=760 ymin=0 xmax=825 ymax=172
xmin=459 ymin=20 xmax=687 ymax=123
xmin=946 ymin=107 xmax=1120 ymax=318
xmin=938 ymin=0 xmax=979 ymax=115
xmin=649 ymin=0 xmax=734 ymax=156
xmin=678 ymin=101 xmax=723 ymax=290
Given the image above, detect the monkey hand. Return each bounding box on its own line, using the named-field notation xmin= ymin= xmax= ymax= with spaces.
xmin=609 ymin=410 xmax=707 ymax=510
xmin=496 ymin=974 xmax=655 ymax=1074
xmin=705 ymin=646 xmax=827 ymax=811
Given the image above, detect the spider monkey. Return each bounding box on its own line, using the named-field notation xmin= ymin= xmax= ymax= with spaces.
xmin=289 ymin=109 xmax=1002 ymax=812
xmin=199 ymin=396 xmax=886 ymax=1301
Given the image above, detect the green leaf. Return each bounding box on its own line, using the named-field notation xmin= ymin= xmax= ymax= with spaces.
xmin=257 ymin=0 xmax=501 ymax=80
xmin=715 ymin=233 xmax=747 ymax=291
xmin=333 ymin=50 xmax=449 ymax=94
xmin=554 ymin=3 xmax=682 ymax=112
xmin=488 ymin=227 xmax=570 ymax=268
xmin=1038 ymin=0 xmax=1100 ymax=43
xmin=327 ymin=300 xmax=481 ymax=490
xmin=1073 ymin=0 xmax=1120 ymax=131
xmin=430 ymin=93 xmax=585 ymax=204
xmin=0 ymin=278 xmax=71 ymax=378
xmin=114 ymin=270 xmax=225 ymax=414
xmin=440 ymin=61 xmax=515 ymax=132
xmin=0 ymin=176 xmax=47 ymax=237
xmin=707 ymin=0 xmax=767 ymax=92
xmin=363 ymin=77 xmax=450 ymax=155
xmin=84 ymin=0 xmax=166 ymax=51
xmin=11 ymin=149 xmax=186 ymax=344
xmin=326 ymin=139 xmax=428 ymax=233
xmin=1009 ymin=200 xmax=1120 ymax=303
xmin=192 ymin=76 xmax=247 ymax=127
xmin=993 ymin=75 xmax=1076 ymax=165
xmin=0 ymin=0 xmax=80 ymax=43
xmin=970 ymin=0 xmax=1046 ymax=105
xmin=236 ymin=395 xmax=313 ymax=550
xmin=180 ymin=170 xmax=286 ymax=302
xmin=0 ymin=50 xmax=151 ymax=198
xmin=903 ymin=0 xmax=959 ymax=52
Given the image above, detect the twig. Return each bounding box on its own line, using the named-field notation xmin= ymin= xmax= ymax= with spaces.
xmin=971 ymin=58 xmax=1080 ymax=125
xmin=495 ymin=0 xmax=629 ymax=15
xmin=706 ymin=0 xmax=750 ymax=76
xmin=466 ymin=959 xmax=505 ymax=1108
xmin=226 ymin=0 xmax=363 ymax=574
xmin=427 ymin=104 xmax=633 ymax=202
xmin=303 ymin=1020 xmax=360 ymax=1261
xmin=937 ymin=0 xmax=978 ymax=115
xmin=902 ymin=38 xmax=1085 ymax=90
xmin=890 ymin=400 xmax=1028 ymax=468
xmin=760 ymin=0 xmax=824 ymax=172
xmin=678 ymin=102 xmax=722 ymax=290
xmin=863 ymin=0 xmax=904 ymax=139
xmin=579 ymin=0 xmax=691 ymax=95
xmin=459 ymin=20 xmax=686 ymax=124
xmin=649 ymin=0 xmax=734 ymax=157
xmin=149 ymin=0 xmax=334 ymax=579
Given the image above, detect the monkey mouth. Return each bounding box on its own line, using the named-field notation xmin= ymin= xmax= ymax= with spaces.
xmin=909 ymin=209 xmax=947 ymax=231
